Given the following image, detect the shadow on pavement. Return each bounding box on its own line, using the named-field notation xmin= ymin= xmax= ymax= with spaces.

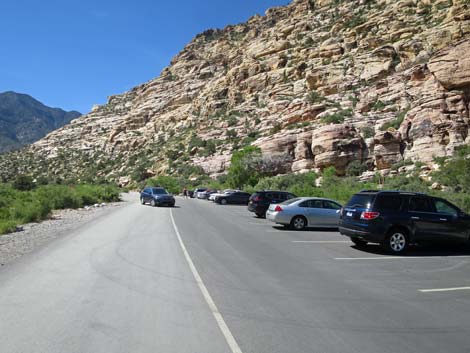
xmin=272 ymin=226 xmax=339 ymax=232
xmin=352 ymin=242 xmax=470 ymax=257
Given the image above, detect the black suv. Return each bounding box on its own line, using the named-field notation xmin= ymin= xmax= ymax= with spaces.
xmin=339 ymin=190 xmax=470 ymax=253
xmin=248 ymin=191 xmax=297 ymax=218
xmin=140 ymin=187 xmax=175 ymax=207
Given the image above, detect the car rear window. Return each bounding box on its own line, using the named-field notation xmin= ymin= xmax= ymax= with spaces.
xmin=346 ymin=194 xmax=375 ymax=209
xmin=374 ymin=195 xmax=403 ymax=211
xmin=281 ymin=198 xmax=301 ymax=205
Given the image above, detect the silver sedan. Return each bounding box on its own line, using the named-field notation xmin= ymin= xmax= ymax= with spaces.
xmin=266 ymin=197 xmax=342 ymax=230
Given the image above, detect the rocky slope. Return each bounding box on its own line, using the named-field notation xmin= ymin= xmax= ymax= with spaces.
xmin=1 ymin=0 xmax=469 ymax=184
xmin=0 ymin=92 xmax=81 ymax=153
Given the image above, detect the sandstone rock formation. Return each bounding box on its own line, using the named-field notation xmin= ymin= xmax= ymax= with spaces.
xmin=1 ymin=0 xmax=469 ymax=182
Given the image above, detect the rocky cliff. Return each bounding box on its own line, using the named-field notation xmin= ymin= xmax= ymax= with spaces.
xmin=0 ymin=92 xmax=81 ymax=153
xmin=1 ymin=0 xmax=469 ymax=183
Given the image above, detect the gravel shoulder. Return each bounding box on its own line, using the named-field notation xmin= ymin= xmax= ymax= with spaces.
xmin=0 ymin=193 xmax=132 ymax=267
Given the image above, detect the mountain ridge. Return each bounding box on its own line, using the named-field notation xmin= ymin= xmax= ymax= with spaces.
xmin=0 ymin=91 xmax=81 ymax=153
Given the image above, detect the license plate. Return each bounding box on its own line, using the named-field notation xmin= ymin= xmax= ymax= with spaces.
xmin=346 ymin=212 xmax=353 ymax=217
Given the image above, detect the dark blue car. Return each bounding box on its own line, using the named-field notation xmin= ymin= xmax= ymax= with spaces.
xmin=140 ymin=187 xmax=175 ymax=207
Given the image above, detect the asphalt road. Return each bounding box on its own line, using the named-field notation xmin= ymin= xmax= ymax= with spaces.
xmin=1 ymin=193 xmax=470 ymax=353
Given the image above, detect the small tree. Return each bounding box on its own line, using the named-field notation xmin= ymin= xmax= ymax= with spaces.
xmin=226 ymin=146 xmax=262 ymax=188
xmin=13 ymin=174 xmax=35 ymax=191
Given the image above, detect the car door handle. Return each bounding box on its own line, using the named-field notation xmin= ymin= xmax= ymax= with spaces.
xmin=411 ymin=217 xmax=420 ymax=220
xmin=439 ymin=218 xmax=447 ymax=221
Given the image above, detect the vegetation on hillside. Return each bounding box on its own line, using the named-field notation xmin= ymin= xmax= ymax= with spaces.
xmin=144 ymin=145 xmax=470 ymax=212
xmin=0 ymin=179 xmax=120 ymax=235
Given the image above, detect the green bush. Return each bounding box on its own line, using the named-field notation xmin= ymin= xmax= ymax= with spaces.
xmin=380 ymin=110 xmax=407 ymax=131
xmin=13 ymin=175 xmax=35 ymax=191
xmin=226 ymin=146 xmax=262 ymax=188
xmin=0 ymin=183 xmax=121 ymax=235
xmin=346 ymin=160 xmax=367 ymax=176
xmin=147 ymin=176 xmax=181 ymax=194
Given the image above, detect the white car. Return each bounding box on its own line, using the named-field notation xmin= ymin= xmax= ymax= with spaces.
xmin=208 ymin=189 xmax=239 ymax=201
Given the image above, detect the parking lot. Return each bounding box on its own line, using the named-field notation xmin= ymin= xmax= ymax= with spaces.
xmin=170 ymin=196 xmax=470 ymax=353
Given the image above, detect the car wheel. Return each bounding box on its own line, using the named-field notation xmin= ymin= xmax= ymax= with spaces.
xmin=384 ymin=229 xmax=409 ymax=254
xmin=150 ymin=199 xmax=156 ymax=207
xmin=220 ymin=199 xmax=227 ymax=205
xmin=290 ymin=216 xmax=307 ymax=230
xmin=255 ymin=212 xmax=263 ymax=218
xmin=351 ymin=238 xmax=368 ymax=248
xmin=140 ymin=198 xmax=145 ymax=205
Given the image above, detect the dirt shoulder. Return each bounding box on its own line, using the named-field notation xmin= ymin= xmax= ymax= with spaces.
xmin=0 ymin=197 xmax=128 ymax=267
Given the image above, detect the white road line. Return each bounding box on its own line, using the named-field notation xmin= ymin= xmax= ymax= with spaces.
xmin=335 ymin=255 xmax=470 ymax=261
xmin=419 ymin=286 xmax=470 ymax=293
xmin=292 ymin=240 xmax=349 ymax=243
xmin=170 ymin=209 xmax=243 ymax=353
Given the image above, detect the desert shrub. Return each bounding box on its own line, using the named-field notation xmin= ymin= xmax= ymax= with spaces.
xmin=433 ymin=145 xmax=470 ymax=193
xmin=380 ymin=110 xmax=407 ymax=131
xmin=0 ymin=183 xmax=120 ymax=235
xmin=306 ymin=91 xmax=325 ymax=104
xmin=13 ymin=174 xmax=35 ymax=191
xmin=226 ymin=146 xmax=263 ymax=188
xmin=147 ymin=176 xmax=181 ymax=194
xmin=321 ymin=109 xmax=352 ymax=124
xmin=362 ymin=127 xmax=375 ymax=138
xmin=345 ymin=160 xmax=367 ymax=176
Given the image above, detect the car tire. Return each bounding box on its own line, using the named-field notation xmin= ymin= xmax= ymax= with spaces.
xmin=140 ymin=198 xmax=145 ymax=205
xmin=383 ymin=229 xmax=409 ymax=254
xmin=255 ymin=212 xmax=264 ymax=218
xmin=290 ymin=216 xmax=307 ymax=231
xmin=220 ymin=199 xmax=227 ymax=205
xmin=150 ymin=199 xmax=156 ymax=207
xmin=351 ymin=238 xmax=368 ymax=248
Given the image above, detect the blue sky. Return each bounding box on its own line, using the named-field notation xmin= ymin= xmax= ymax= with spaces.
xmin=0 ymin=0 xmax=289 ymax=114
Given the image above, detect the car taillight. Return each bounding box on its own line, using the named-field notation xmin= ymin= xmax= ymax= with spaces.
xmin=253 ymin=196 xmax=261 ymax=202
xmin=275 ymin=205 xmax=283 ymax=212
xmin=360 ymin=211 xmax=380 ymax=220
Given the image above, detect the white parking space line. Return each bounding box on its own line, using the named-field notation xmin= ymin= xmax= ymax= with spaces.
xmin=170 ymin=209 xmax=243 ymax=353
xmin=335 ymin=255 xmax=470 ymax=261
xmin=419 ymin=287 xmax=470 ymax=293
xmin=292 ymin=240 xmax=350 ymax=244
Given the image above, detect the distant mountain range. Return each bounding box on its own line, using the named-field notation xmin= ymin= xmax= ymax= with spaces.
xmin=0 ymin=91 xmax=81 ymax=153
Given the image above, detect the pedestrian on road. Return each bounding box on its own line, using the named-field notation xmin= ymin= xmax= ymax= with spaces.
xmin=183 ymin=187 xmax=188 ymax=198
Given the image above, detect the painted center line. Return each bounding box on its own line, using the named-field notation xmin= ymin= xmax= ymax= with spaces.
xmin=419 ymin=286 xmax=470 ymax=293
xmin=335 ymin=255 xmax=470 ymax=261
xmin=292 ymin=240 xmax=350 ymax=243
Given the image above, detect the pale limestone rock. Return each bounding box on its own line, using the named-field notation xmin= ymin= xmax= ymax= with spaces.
xmin=428 ymin=39 xmax=470 ymax=91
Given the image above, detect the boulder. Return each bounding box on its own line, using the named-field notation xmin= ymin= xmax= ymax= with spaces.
xmin=310 ymin=124 xmax=366 ymax=175
xmin=428 ymin=40 xmax=470 ymax=91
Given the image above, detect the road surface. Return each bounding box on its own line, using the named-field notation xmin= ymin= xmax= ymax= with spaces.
xmin=1 ymin=193 xmax=470 ymax=353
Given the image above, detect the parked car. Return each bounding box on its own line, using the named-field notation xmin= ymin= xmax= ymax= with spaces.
xmin=200 ymin=189 xmax=218 ymax=200
xmin=140 ymin=187 xmax=175 ymax=207
xmin=339 ymin=190 xmax=470 ymax=253
xmin=215 ymin=191 xmax=251 ymax=205
xmin=248 ymin=191 xmax=297 ymax=218
xmin=209 ymin=189 xmax=238 ymax=201
xmin=193 ymin=188 xmax=207 ymax=199
xmin=266 ymin=197 xmax=342 ymax=230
